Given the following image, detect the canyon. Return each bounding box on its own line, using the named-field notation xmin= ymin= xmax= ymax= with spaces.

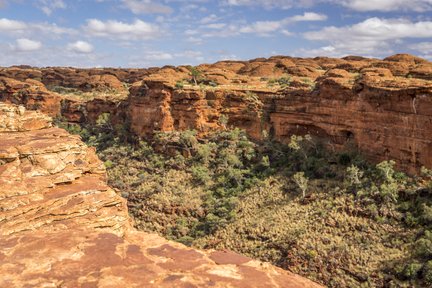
xmin=0 ymin=103 xmax=321 ymax=287
xmin=0 ymin=54 xmax=431 ymax=286
xmin=1 ymin=54 xmax=431 ymax=173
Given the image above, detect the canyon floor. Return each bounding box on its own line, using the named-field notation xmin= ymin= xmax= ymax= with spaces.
xmin=1 ymin=54 xmax=432 ymax=287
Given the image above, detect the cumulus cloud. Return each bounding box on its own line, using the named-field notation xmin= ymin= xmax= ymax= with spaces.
xmin=122 ymin=0 xmax=173 ymax=14
xmin=68 ymin=41 xmax=94 ymax=53
xmin=84 ymin=19 xmax=161 ymax=40
xmin=0 ymin=18 xmax=75 ymax=36
xmin=14 ymin=38 xmax=42 ymax=51
xmin=0 ymin=18 xmax=27 ymax=31
xmin=200 ymin=12 xmax=327 ymax=37
xmin=289 ymin=12 xmax=327 ymax=21
xmin=305 ymin=18 xmax=432 ymax=42
xmin=303 ymin=17 xmax=432 ymax=56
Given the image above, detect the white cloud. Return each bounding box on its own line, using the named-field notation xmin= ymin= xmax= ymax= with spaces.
xmin=68 ymin=41 xmax=94 ymax=53
xmin=202 ymin=12 xmax=326 ymax=36
xmin=222 ymin=0 xmax=314 ymax=9
xmin=31 ymin=22 xmax=76 ymax=35
xmin=0 ymin=18 xmax=27 ymax=31
xmin=303 ymin=17 xmax=432 ymax=56
xmin=410 ymin=42 xmax=432 ymax=51
xmin=281 ymin=29 xmax=292 ymax=36
xmin=144 ymin=51 xmax=173 ymax=60
xmin=14 ymin=38 xmax=42 ymax=51
xmin=186 ymin=36 xmax=203 ymax=44
xmin=200 ymin=14 xmax=220 ymax=24
xmin=0 ymin=18 xmax=75 ymax=36
xmin=84 ymin=19 xmax=161 ymax=40
xmin=38 ymin=0 xmax=66 ymax=15
xmin=122 ymin=0 xmax=173 ymax=14
xmin=335 ymin=0 xmax=432 ymax=12
xmin=305 ymin=18 xmax=432 ymax=42
xmin=222 ymin=0 xmax=432 ymax=11
xmin=239 ymin=20 xmax=284 ymax=34
xmin=175 ymin=50 xmax=204 ymax=61
xmin=289 ymin=12 xmax=327 ymax=22
xmin=205 ymin=23 xmax=226 ymax=29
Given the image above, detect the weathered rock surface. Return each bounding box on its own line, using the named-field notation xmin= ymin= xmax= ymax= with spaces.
xmin=0 ymin=103 xmax=321 ymax=288
xmin=0 ymin=77 xmax=62 ymax=117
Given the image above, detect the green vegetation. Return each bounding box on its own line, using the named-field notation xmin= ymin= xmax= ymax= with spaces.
xmin=184 ymin=67 xmax=218 ymax=88
xmin=189 ymin=66 xmax=202 ymax=86
xmin=293 ymin=171 xmax=309 ymax=198
xmin=48 ymin=85 xmax=127 ymax=101
xmin=266 ymin=75 xmax=292 ymax=88
xmin=175 ymin=80 xmax=185 ymax=89
xmin=57 ymin=114 xmax=432 ymax=287
xmin=301 ymin=78 xmax=316 ymax=90
xmin=244 ymin=91 xmax=263 ymax=111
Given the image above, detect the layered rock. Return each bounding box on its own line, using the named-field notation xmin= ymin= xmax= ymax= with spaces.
xmin=0 ymin=103 xmax=321 ymax=287
xmin=1 ymin=54 xmax=432 ymax=172
xmin=0 ymin=77 xmax=62 ymax=116
xmin=127 ymin=54 xmax=432 ymax=173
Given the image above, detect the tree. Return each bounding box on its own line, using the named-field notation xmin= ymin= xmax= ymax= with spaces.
xmin=189 ymin=67 xmax=202 ymax=86
xmin=219 ymin=114 xmax=229 ymax=129
xmin=346 ymin=165 xmax=363 ymax=186
xmin=293 ymin=171 xmax=309 ymax=198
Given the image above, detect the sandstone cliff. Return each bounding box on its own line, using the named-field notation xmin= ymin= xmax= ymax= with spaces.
xmin=0 ymin=103 xmax=321 ymax=287
xmin=1 ymin=54 xmax=431 ymax=172
xmin=127 ymin=54 xmax=432 ymax=173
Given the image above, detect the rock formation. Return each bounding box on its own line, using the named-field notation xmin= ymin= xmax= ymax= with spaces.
xmin=0 ymin=54 xmax=431 ymax=172
xmin=127 ymin=54 xmax=432 ymax=173
xmin=0 ymin=103 xmax=321 ymax=287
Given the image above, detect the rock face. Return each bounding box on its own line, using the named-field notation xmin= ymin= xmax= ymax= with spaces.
xmin=0 ymin=77 xmax=62 ymax=117
xmin=0 ymin=103 xmax=321 ymax=287
xmin=1 ymin=54 xmax=432 ymax=172
xmin=127 ymin=54 xmax=432 ymax=173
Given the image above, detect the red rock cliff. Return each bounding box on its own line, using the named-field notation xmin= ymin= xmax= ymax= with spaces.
xmin=1 ymin=54 xmax=431 ymax=172
xmin=127 ymin=54 xmax=432 ymax=173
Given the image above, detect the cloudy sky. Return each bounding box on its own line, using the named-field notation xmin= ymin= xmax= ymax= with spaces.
xmin=0 ymin=0 xmax=431 ymax=67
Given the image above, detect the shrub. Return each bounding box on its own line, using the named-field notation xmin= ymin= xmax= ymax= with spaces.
xmin=415 ymin=230 xmax=432 ymax=259
xmin=293 ymin=172 xmax=309 ymax=198
xmin=423 ymin=260 xmax=432 ymax=284
xmin=175 ymin=81 xmax=184 ymax=89
xmin=402 ymin=262 xmax=422 ymax=279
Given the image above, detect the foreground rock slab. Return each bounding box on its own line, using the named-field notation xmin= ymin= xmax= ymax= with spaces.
xmin=0 ymin=103 xmax=321 ymax=288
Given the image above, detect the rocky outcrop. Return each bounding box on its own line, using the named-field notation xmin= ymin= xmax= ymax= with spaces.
xmin=1 ymin=54 xmax=432 ymax=172
xmin=127 ymin=54 xmax=432 ymax=173
xmin=129 ymin=81 xmax=266 ymax=140
xmin=0 ymin=77 xmax=62 ymax=117
xmin=0 ymin=76 xmax=127 ymax=125
xmin=0 ymin=103 xmax=321 ymax=287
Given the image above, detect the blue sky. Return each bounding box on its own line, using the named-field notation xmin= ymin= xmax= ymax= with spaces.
xmin=0 ymin=0 xmax=431 ymax=67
